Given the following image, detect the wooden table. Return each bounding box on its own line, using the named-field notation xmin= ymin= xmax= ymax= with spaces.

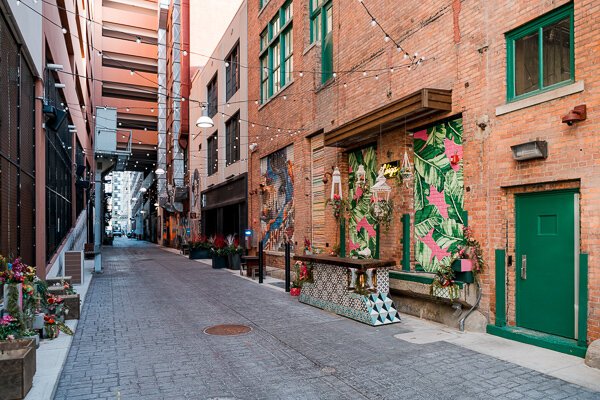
xmin=293 ymin=254 xmax=401 ymax=326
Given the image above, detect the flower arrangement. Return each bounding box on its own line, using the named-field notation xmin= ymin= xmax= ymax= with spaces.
xmin=189 ymin=234 xmax=211 ymax=250
xmin=210 ymin=234 xmax=228 ymax=257
xmin=0 ymin=314 xmax=19 ymax=341
xmin=43 ymin=314 xmax=73 ymax=338
xmin=326 ymin=194 xmax=347 ymax=220
xmin=0 ymin=257 xmax=35 ymax=285
xmin=226 ymin=235 xmax=244 ymax=256
xmin=456 ymin=226 xmax=485 ymax=272
xmin=292 ymin=261 xmax=313 ymax=289
xmin=370 ymin=198 xmax=394 ymax=231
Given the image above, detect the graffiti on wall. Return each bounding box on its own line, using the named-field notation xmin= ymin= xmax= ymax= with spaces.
xmin=348 ymin=146 xmax=378 ymax=256
xmin=413 ymin=118 xmax=465 ymax=272
xmin=260 ymin=145 xmax=294 ymax=251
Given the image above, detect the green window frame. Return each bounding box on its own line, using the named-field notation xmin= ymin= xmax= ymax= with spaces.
xmin=259 ymin=0 xmax=269 ymax=10
xmin=259 ymin=1 xmax=293 ymax=104
xmin=506 ymin=3 xmax=574 ymax=102
xmin=309 ymin=0 xmax=333 ymax=83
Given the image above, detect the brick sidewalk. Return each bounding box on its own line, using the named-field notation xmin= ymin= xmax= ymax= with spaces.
xmin=54 ymin=239 xmax=600 ymax=399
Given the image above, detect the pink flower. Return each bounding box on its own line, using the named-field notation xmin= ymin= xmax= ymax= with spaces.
xmin=6 ymin=335 xmax=15 ymax=341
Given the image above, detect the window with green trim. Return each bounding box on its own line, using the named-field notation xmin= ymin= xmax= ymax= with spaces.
xmin=259 ymin=1 xmax=293 ymax=104
xmin=309 ymin=0 xmax=333 ymax=83
xmin=506 ymin=3 xmax=574 ymax=102
xmin=259 ymin=0 xmax=269 ymax=10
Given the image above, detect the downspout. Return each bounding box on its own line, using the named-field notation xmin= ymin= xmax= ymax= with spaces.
xmin=459 ymin=282 xmax=482 ymax=332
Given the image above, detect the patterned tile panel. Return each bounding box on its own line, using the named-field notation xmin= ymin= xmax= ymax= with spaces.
xmin=299 ymin=263 xmax=400 ymax=326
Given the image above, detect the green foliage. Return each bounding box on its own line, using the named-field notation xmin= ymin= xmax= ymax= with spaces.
xmin=414 ymin=205 xmax=443 ymax=238
xmin=348 ymin=146 xmax=378 ymax=254
xmin=444 ymin=169 xmax=465 ymax=225
xmin=432 ymin=219 xmax=464 ymax=255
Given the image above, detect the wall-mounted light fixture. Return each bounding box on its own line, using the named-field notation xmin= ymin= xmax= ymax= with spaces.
xmin=562 ymin=105 xmax=586 ymax=126
xmin=511 ymin=140 xmax=548 ymax=161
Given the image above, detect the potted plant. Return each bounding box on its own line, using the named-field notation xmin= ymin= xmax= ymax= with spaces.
xmin=210 ymin=235 xmax=228 ymax=269
xmin=450 ymin=226 xmax=485 ymax=284
xmin=189 ymin=234 xmax=212 ymax=259
xmin=226 ymin=235 xmax=244 ymax=270
xmin=431 ymin=262 xmax=460 ymax=300
xmin=370 ymin=198 xmax=394 ymax=231
xmin=290 ymin=261 xmax=312 ymax=296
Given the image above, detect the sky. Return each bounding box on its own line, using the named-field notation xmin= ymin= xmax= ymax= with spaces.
xmin=189 ymin=0 xmax=244 ymax=68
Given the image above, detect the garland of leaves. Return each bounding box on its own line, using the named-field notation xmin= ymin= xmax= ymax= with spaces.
xmin=370 ymin=199 xmax=394 ymax=231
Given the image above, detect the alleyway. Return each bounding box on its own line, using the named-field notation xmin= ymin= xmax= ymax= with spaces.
xmin=54 ymin=240 xmax=600 ymax=400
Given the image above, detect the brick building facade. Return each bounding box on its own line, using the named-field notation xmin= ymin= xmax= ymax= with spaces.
xmin=247 ymin=0 xmax=599 ymax=355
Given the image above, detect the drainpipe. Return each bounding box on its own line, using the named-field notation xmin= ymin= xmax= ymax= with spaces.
xmin=459 ymin=283 xmax=482 ymax=332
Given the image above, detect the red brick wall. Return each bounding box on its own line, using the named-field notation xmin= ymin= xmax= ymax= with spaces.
xmin=247 ymin=0 xmax=600 ymax=343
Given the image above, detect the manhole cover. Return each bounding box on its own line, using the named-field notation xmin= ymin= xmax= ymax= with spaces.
xmin=204 ymin=324 xmax=252 ymax=336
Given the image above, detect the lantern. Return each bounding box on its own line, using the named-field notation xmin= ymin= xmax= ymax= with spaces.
xmin=356 ymin=164 xmax=366 ymax=185
xmin=371 ymin=166 xmax=392 ymax=201
xmin=450 ymin=152 xmax=460 ymax=165
xmin=330 ymin=166 xmax=343 ymax=200
xmin=400 ymin=150 xmax=413 ymax=185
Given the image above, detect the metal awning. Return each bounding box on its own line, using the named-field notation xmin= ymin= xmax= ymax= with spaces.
xmin=324 ymin=88 xmax=452 ymax=148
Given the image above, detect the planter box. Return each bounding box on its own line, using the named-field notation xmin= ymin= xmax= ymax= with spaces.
xmin=212 ymin=255 xmax=228 ymax=269
xmin=451 ymin=259 xmax=474 ymax=272
xmin=0 ymin=342 xmax=35 ymax=399
xmin=228 ymin=254 xmax=241 ymax=270
xmin=32 ymin=313 xmax=45 ymax=330
xmin=3 ymin=284 xmax=23 ymax=311
xmin=62 ymin=294 xmax=81 ymax=320
xmin=454 ymin=271 xmax=475 ymax=284
xmin=45 ymin=276 xmax=72 ymax=287
xmin=431 ymin=284 xmax=461 ymax=300
xmin=189 ymin=248 xmax=211 ymax=259
xmin=47 ymin=286 xmax=66 ymax=296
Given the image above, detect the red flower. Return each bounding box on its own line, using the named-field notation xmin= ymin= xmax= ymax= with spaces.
xmin=333 ymin=194 xmax=340 ymax=201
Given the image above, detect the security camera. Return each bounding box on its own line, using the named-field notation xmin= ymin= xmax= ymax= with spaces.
xmin=249 ymin=143 xmax=258 ymax=152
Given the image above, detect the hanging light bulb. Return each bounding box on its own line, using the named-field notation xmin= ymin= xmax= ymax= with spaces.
xmin=371 ymin=19 xmax=376 ymax=27
xmin=130 ymin=69 xmax=134 ymax=75
xmin=384 ymin=35 xmax=390 ymax=42
xmin=62 ymin=27 xmax=67 ymax=34
xmin=363 ymin=71 xmax=367 ymax=77
xmin=225 ymin=62 xmax=230 ymax=67
xmin=136 ymin=36 xmax=142 ymax=44
xmin=183 ymin=50 xmax=188 ymax=56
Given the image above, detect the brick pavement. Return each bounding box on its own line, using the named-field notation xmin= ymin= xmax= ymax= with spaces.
xmin=54 ymin=239 xmax=600 ymax=399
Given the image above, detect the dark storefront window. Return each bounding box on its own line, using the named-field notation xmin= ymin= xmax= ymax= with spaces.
xmin=45 ymin=75 xmax=73 ymax=260
xmin=0 ymin=13 xmax=36 ymax=263
xmin=225 ymin=112 xmax=240 ymax=165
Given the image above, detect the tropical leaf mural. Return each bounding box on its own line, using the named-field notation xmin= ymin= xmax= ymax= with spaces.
xmin=348 ymin=146 xmax=377 ymax=255
xmin=413 ymin=118 xmax=465 ymax=272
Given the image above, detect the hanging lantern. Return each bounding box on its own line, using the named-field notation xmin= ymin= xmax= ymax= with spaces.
xmin=400 ymin=150 xmax=413 ymax=184
xmin=356 ymin=164 xmax=366 ymax=185
xmin=330 ymin=166 xmax=343 ymax=200
xmin=371 ymin=166 xmax=392 ymax=201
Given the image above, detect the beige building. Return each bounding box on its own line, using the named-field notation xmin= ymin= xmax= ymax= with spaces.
xmin=189 ymin=0 xmax=248 ymax=240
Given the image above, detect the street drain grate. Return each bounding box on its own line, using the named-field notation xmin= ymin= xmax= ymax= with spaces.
xmin=204 ymin=324 xmax=252 ymax=336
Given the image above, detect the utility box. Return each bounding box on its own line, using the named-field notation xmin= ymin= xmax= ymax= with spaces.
xmin=95 ymin=107 xmax=117 ymax=154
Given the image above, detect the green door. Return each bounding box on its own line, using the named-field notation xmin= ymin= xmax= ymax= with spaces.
xmin=516 ymin=190 xmax=577 ymax=339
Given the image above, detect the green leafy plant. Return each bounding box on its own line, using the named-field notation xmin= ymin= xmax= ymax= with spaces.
xmin=370 ymin=199 xmax=393 ymax=231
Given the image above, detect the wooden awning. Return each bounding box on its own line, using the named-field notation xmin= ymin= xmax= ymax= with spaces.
xmin=324 ymin=88 xmax=452 ymax=148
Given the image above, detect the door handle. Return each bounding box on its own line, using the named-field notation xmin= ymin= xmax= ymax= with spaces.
xmin=521 ymin=255 xmax=527 ymax=280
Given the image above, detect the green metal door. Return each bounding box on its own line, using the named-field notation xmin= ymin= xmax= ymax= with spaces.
xmin=516 ymin=190 xmax=577 ymax=339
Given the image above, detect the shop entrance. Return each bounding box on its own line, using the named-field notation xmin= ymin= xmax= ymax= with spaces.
xmin=516 ymin=190 xmax=578 ymax=339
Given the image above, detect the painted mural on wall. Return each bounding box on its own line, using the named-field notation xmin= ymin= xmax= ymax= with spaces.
xmin=348 ymin=146 xmax=378 ymax=256
xmin=413 ymin=118 xmax=465 ymax=272
xmin=260 ymin=145 xmax=294 ymax=251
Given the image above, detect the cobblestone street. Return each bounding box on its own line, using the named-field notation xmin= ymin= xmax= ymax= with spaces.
xmin=54 ymin=240 xmax=600 ymax=399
